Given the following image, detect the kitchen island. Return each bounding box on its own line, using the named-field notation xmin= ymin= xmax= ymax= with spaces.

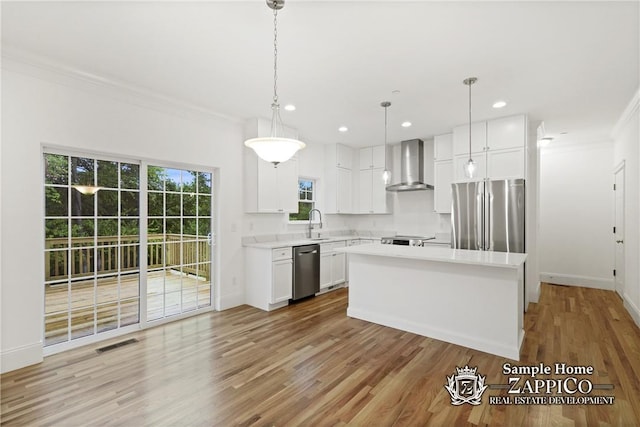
xmin=334 ymin=244 xmax=527 ymax=360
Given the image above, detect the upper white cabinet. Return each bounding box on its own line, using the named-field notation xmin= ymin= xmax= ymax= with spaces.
xmin=358 ymin=168 xmax=391 ymax=214
xmin=452 ymin=114 xmax=527 ymax=183
xmin=487 ymin=115 xmax=526 ymax=151
xmin=325 ymin=144 xmax=354 ymax=214
xmin=359 ymin=145 xmax=386 ymax=170
xmin=453 ymin=122 xmax=487 ymax=156
xmin=336 ymin=144 xmax=353 ymax=169
xmin=357 ymin=145 xmax=391 ymax=214
xmin=434 ymin=134 xmax=453 ymax=161
xmin=244 ymin=118 xmax=299 ymax=213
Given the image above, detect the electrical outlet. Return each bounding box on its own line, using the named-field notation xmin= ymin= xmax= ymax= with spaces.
xmin=249 ymin=222 xmax=254 ymax=231
xmin=232 ymin=277 xmax=236 ymax=286
xmin=230 ymin=222 xmax=237 ymax=232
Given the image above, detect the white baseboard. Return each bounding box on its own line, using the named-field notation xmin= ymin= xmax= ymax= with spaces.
xmin=623 ymin=295 xmax=640 ymax=328
xmin=539 ymin=273 xmax=613 ymax=290
xmin=526 ymin=280 xmax=541 ymax=311
xmin=347 ymin=307 xmax=522 ymax=361
xmin=1 ymin=342 xmax=43 ymax=373
xmin=218 ymin=291 xmax=244 ymax=311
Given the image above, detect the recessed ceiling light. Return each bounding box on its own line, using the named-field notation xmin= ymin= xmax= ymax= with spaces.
xmin=338 ymin=126 xmax=348 ymax=132
xmin=284 ymin=104 xmax=296 ymax=111
xmin=401 ymin=121 xmax=412 ymax=128
xmin=492 ymin=101 xmax=507 ymax=109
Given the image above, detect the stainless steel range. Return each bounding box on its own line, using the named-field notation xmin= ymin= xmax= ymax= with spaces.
xmin=380 ymin=235 xmax=435 ymax=247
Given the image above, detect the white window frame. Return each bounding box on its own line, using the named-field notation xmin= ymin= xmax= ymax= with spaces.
xmin=288 ymin=177 xmax=316 ymax=223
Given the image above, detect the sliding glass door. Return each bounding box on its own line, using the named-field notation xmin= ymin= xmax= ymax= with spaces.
xmin=44 ymin=154 xmax=141 ymax=346
xmin=146 ymin=166 xmax=213 ymax=321
xmin=43 ymin=152 xmax=214 ymax=348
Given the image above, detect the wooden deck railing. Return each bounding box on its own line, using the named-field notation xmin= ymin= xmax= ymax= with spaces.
xmin=45 ymin=234 xmax=210 ymax=282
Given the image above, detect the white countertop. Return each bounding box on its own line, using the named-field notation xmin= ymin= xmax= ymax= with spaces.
xmin=335 ymin=243 xmax=527 ymax=268
xmin=243 ymin=235 xmax=378 ymax=249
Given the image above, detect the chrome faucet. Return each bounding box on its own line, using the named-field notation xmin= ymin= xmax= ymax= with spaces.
xmin=307 ymin=208 xmax=323 ymax=238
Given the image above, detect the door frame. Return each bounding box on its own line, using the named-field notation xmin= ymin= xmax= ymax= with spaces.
xmin=613 ymin=160 xmax=625 ymax=298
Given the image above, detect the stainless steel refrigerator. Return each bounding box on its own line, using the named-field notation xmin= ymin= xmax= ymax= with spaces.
xmin=451 ymin=179 xmax=525 ymax=253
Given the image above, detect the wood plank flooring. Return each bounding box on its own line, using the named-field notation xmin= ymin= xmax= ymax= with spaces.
xmin=2 ymin=283 xmax=640 ymax=426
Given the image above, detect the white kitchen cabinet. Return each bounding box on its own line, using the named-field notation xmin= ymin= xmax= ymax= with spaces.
xmin=358 ymin=168 xmax=391 ymax=214
xmin=325 ymin=144 xmax=354 ymax=214
xmin=336 ymin=168 xmax=352 ymax=213
xmin=434 ymin=133 xmax=453 ymax=161
xmin=451 ymin=114 xmax=527 ymax=183
xmin=244 ymin=118 xmax=299 ymax=213
xmin=453 ymin=154 xmax=487 ymax=183
xmin=487 ymin=147 xmax=525 ymax=179
xmin=320 ymin=251 xmax=332 ymax=289
xmin=453 ymin=122 xmax=487 ymax=156
xmin=331 ymin=251 xmax=346 ymax=284
xmin=434 ymin=160 xmax=453 ymax=213
xmin=359 ymin=146 xmax=386 ymax=170
xmin=486 ymin=115 xmax=526 ymax=151
xmin=251 ymin=156 xmax=298 ymax=213
xmin=336 ymin=144 xmax=353 ymax=169
xmin=320 ymin=241 xmax=346 ymax=289
xmin=245 ymin=246 xmax=293 ymax=311
xmin=272 ymin=259 xmax=293 ymax=304
xmin=358 ymin=169 xmax=373 ymax=213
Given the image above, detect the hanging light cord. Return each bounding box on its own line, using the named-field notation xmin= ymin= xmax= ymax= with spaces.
xmin=384 ymin=105 xmax=388 ymax=170
xmin=270 ymin=8 xmax=282 ymax=138
xmin=273 ymin=8 xmax=278 ymax=106
xmin=468 ymin=80 xmax=472 ymax=158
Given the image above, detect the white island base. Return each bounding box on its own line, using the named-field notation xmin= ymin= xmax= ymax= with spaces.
xmin=337 ymin=245 xmax=527 ymax=360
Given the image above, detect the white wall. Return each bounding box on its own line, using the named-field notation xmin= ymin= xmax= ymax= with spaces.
xmin=538 ymin=141 xmax=614 ymax=289
xmin=613 ymin=90 xmax=640 ymax=326
xmin=1 ymin=60 xmax=245 ymax=372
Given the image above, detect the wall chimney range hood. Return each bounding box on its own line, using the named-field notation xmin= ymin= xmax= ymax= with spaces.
xmin=385 ymin=139 xmax=434 ymax=192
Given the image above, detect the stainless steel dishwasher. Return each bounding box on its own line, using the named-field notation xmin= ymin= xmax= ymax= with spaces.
xmin=292 ymin=244 xmax=320 ymax=300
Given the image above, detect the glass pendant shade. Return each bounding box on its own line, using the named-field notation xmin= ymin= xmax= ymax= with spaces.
xmin=72 ymin=185 xmax=102 ymax=195
xmin=464 ymin=159 xmax=476 ymax=178
xmin=244 ymin=137 xmax=305 ymax=165
xmin=382 ymin=169 xmax=392 ymax=184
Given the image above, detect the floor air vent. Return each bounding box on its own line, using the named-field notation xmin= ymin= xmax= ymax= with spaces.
xmin=96 ymin=338 xmax=138 ymax=354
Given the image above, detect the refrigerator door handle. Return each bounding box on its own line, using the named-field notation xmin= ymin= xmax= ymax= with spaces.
xmin=484 ymin=184 xmax=491 ymax=251
xmin=477 ymin=186 xmax=484 ymax=251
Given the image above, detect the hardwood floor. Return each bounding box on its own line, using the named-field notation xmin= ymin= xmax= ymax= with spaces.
xmin=2 ymin=284 xmax=639 ymax=426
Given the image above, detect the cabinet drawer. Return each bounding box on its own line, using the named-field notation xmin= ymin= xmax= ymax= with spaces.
xmin=272 ymin=247 xmax=292 ymax=261
xmin=331 ymin=241 xmax=347 ymax=251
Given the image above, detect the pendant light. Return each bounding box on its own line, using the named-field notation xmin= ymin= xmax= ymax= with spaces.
xmin=244 ymin=0 xmax=305 ymax=166
xmin=381 ymin=101 xmax=392 ymax=184
xmin=463 ymin=77 xmax=478 ymax=178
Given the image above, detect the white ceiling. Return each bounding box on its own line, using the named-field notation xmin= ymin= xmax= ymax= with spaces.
xmin=2 ymin=1 xmax=638 ymax=147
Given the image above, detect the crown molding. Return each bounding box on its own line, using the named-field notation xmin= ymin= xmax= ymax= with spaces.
xmin=1 ymin=47 xmax=243 ymax=126
xmin=611 ymin=88 xmax=639 ymax=139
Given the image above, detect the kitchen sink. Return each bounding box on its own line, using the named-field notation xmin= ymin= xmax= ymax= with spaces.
xmin=310 ymin=237 xmax=330 ymax=241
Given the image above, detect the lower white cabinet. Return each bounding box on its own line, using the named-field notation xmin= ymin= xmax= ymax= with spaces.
xmin=245 ymin=246 xmax=293 ymax=311
xmin=272 ymin=259 xmax=293 ymax=304
xmin=320 ymin=241 xmax=346 ymax=290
